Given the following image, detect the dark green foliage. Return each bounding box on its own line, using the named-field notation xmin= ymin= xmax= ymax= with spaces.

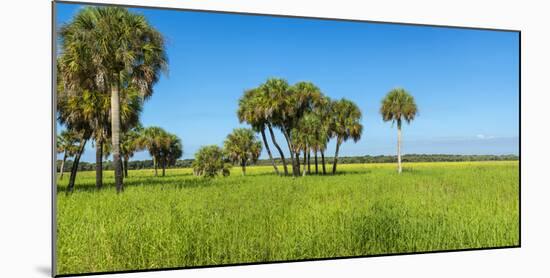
xmin=192 ymin=145 xmax=232 ymax=177
xmin=223 ymin=128 xmax=262 ymax=175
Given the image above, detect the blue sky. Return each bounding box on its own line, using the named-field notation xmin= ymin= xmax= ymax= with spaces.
xmin=55 ymin=3 xmax=519 ymax=162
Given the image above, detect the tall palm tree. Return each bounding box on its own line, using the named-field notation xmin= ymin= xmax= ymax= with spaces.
xmin=330 ymin=98 xmax=363 ymax=174
xmin=260 ymin=78 xmax=300 ymax=176
xmin=238 ymin=88 xmax=282 ymax=175
xmin=312 ymin=96 xmax=331 ymax=174
xmin=291 ymin=81 xmax=324 ymax=176
xmin=59 ymin=7 xmax=167 ymax=192
xmin=224 ymin=128 xmax=262 ymax=176
xmin=56 ymin=130 xmax=80 ymax=180
xmin=380 ymin=88 xmax=418 ymax=174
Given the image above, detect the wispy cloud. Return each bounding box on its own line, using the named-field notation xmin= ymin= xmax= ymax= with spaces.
xmin=476 ymin=134 xmax=496 ymax=140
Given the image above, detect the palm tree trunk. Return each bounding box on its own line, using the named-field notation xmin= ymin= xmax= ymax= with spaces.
xmin=119 ymin=159 xmax=124 ymax=183
xmin=67 ymin=138 xmax=87 ymax=193
xmin=124 ymin=156 xmax=129 ymax=178
xmin=321 ymin=149 xmax=326 ymax=175
xmin=314 ymin=150 xmax=318 ymax=174
xmin=111 ymin=83 xmax=123 ymax=192
xmin=298 ymin=147 xmax=301 ymax=176
xmin=241 ymin=160 xmax=246 ymax=176
xmin=332 ymin=137 xmax=342 ymax=175
xmin=59 ymin=152 xmax=67 ymax=180
xmin=162 ymin=158 xmax=166 ymax=177
xmin=302 ymin=148 xmax=307 ymax=176
xmin=95 ymin=138 xmax=103 ymax=189
xmin=268 ymin=124 xmax=288 ymax=175
xmin=307 ymin=149 xmax=311 ymax=174
xmin=281 ymin=127 xmax=299 ymax=176
xmin=261 ymin=127 xmax=279 ymax=175
xmin=397 ymin=122 xmax=402 ymax=174
xmin=153 ymin=156 xmax=158 ymax=176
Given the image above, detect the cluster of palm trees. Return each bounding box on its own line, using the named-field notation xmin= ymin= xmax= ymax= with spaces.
xmin=238 ymin=78 xmax=363 ymax=177
xmin=56 ymin=6 xmax=168 ymax=192
xmin=238 ymin=79 xmax=418 ymax=176
xmin=138 ymin=127 xmax=183 ymax=177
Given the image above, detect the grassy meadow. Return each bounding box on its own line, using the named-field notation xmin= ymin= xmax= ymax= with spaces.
xmin=56 ymin=161 xmax=519 ymax=275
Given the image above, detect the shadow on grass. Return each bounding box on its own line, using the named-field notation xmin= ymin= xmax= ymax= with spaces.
xmin=57 ymin=174 xmax=215 ymax=193
xmin=57 ymin=167 xmax=385 ymax=193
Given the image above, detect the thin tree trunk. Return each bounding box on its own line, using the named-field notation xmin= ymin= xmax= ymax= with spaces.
xmin=119 ymin=158 xmax=124 ymax=183
xmin=162 ymin=158 xmax=166 ymax=177
xmin=307 ymin=149 xmax=311 ymax=174
xmin=111 ymin=83 xmax=123 ymax=192
xmin=295 ymin=149 xmax=301 ymax=176
xmin=397 ymin=122 xmax=402 ymax=174
xmin=261 ymin=127 xmax=279 ymax=175
xmin=59 ymin=152 xmax=67 ymax=180
xmin=95 ymin=138 xmax=103 ymax=189
xmin=302 ymin=148 xmax=307 ymax=176
xmin=268 ymin=124 xmax=288 ymax=175
xmin=241 ymin=160 xmax=246 ymax=176
xmin=67 ymin=138 xmax=87 ymax=193
xmin=314 ymin=150 xmax=318 ymax=174
xmin=124 ymin=156 xmax=129 ymax=178
xmin=332 ymin=137 xmax=342 ymax=175
xmin=321 ymin=149 xmax=326 ymax=175
xmin=153 ymin=156 xmax=158 ymax=176
xmin=281 ymin=127 xmax=299 ymax=176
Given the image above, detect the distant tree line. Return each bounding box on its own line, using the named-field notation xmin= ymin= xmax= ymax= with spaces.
xmin=56 ymin=154 xmax=518 ymax=172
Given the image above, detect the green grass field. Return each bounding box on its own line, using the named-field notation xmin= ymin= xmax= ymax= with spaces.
xmin=55 ymin=161 xmax=519 ymax=275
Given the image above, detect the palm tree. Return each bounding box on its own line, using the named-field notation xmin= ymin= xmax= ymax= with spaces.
xmin=330 ymin=98 xmax=363 ymax=174
xmin=291 ymin=112 xmax=320 ymax=176
xmin=56 ymin=130 xmax=80 ymax=180
xmin=159 ymin=133 xmax=183 ymax=176
xmin=137 ymin=126 xmax=170 ymax=177
xmin=120 ymin=125 xmax=143 ymax=178
xmin=57 ymin=81 xmax=94 ymax=192
xmin=238 ymin=88 xmax=283 ymax=175
xmin=260 ymin=78 xmax=299 ymax=175
xmin=59 ymin=7 xmax=167 ymax=192
xmin=311 ymin=96 xmax=331 ymax=174
xmin=224 ymin=128 xmax=262 ymax=176
xmin=380 ymin=88 xmax=418 ymax=174
xmin=260 ymin=78 xmax=326 ymax=176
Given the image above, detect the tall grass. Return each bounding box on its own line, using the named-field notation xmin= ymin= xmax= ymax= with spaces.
xmin=56 ymin=161 xmax=519 ymax=275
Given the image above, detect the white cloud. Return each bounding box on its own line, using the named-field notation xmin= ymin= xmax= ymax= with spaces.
xmin=476 ymin=134 xmax=496 ymax=140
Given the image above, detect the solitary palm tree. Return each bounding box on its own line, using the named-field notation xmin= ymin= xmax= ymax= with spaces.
xmin=59 ymin=7 xmax=167 ymax=192
xmin=330 ymin=98 xmax=363 ymax=174
xmin=224 ymin=128 xmax=262 ymax=176
xmin=380 ymin=88 xmax=418 ymax=174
